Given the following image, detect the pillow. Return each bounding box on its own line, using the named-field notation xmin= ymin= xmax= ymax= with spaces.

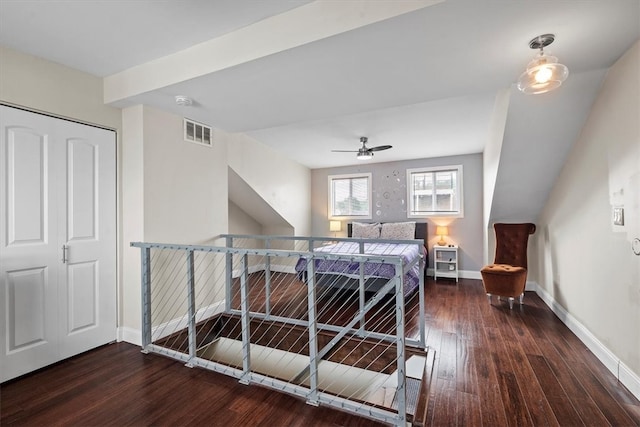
xmin=380 ymin=221 xmax=416 ymax=240
xmin=351 ymin=222 xmax=381 ymax=239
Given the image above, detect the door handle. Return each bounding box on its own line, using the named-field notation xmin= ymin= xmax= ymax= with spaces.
xmin=62 ymin=245 xmax=68 ymax=263
xmin=633 ymin=238 xmax=640 ymax=256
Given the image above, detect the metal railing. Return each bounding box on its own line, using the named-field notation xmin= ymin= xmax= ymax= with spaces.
xmin=131 ymin=234 xmax=426 ymax=426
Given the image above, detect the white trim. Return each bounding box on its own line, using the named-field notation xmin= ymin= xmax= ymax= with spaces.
xmin=117 ymin=300 xmax=227 ymax=347
xmin=328 ymin=172 xmax=372 ymax=220
xmin=406 ymin=164 xmax=464 ymax=218
xmin=525 ymin=280 xmax=537 ymax=291
xmin=459 ymin=269 xmax=481 ymax=280
xmin=150 ymin=300 xmax=226 ymax=341
xmin=426 ymin=268 xmax=481 ymax=280
xmin=531 ymin=281 xmax=640 ymax=400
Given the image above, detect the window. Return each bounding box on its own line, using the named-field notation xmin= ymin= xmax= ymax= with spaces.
xmin=328 ymin=173 xmax=372 ymax=219
xmin=407 ymin=165 xmax=463 ymax=217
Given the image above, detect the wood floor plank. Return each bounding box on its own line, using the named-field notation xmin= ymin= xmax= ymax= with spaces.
xmin=472 ymin=347 xmax=509 ymax=427
xmin=623 ymin=402 xmax=640 ymax=425
xmin=456 ymin=390 xmax=482 ymax=426
xmin=501 ymin=344 xmax=558 ymax=427
xmin=429 ymin=379 xmax=456 ymax=427
xmin=497 ymin=371 xmax=534 ymax=427
xmin=437 ymin=332 xmax=457 ymax=381
xmin=2 ymin=277 xmax=638 ymax=426
xmin=569 ymin=361 xmax=636 ymax=426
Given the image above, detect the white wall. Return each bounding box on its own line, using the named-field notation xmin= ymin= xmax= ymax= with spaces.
xmin=229 ymin=200 xmax=263 ymax=236
xmin=482 ymin=89 xmax=510 ymax=266
xmin=0 ymin=46 xmax=121 ymax=130
xmin=227 ymin=131 xmax=311 ymax=236
xmin=121 ymin=106 xmax=144 ymax=332
xmin=533 ymin=40 xmax=640 ymax=397
xmin=143 ymin=107 xmax=228 ymax=244
xmin=120 ymin=107 xmax=311 ymax=337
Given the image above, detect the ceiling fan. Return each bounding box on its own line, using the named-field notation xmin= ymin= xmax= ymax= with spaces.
xmin=331 ymin=137 xmax=392 ymax=160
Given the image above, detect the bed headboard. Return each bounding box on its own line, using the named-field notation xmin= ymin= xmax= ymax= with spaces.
xmin=347 ymin=222 xmax=428 ymax=247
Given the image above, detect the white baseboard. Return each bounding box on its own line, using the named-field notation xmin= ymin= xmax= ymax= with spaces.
xmin=117 ymin=300 xmax=226 ymax=347
xmin=151 ymin=300 xmax=226 ymax=341
xmin=459 ymin=270 xmax=481 ymax=280
xmin=118 ymin=326 xmax=141 ymax=346
xmin=531 ymin=281 xmax=640 ymax=400
xmin=426 ymin=268 xmax=481 ymax=280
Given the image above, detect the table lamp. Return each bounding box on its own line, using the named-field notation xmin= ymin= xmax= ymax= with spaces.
xmin=329 ymin=220 xmax=342 ymax=237
xmin=436 ymin=226 xmax=448 ymax=246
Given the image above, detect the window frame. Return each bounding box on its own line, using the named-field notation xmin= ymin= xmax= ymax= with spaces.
xmin=328 ymin=172 xmax=372 ymax=220
xmin=406 ymin=165 xmax=464 ymax=218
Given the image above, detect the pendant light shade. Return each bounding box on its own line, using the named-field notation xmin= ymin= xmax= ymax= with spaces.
xmin=517 ymin=34 xmax=569 ymax=95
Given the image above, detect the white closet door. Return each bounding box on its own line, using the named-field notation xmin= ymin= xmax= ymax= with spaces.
xmin=0 ymin=106 xmax=116 ymax=381
xmin=57 ymin=118 xmax=116 ymax=358
xmin=0 ymin=108 xmax=60 ymax=381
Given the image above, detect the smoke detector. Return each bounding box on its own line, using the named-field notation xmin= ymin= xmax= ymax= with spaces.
xmin=175 ymin=95 xmax=193 ymax=106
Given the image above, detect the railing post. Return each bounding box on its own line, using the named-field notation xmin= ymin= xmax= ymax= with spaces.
xmin=394 ymin=261 xmax=407 ymax=426
xmin=265 ymin=239 xmax=271 ymax=318
xmin=141 ymin=246 xmax=152 ymax=352
xmin=239 ymin=253 xmax=251 ymax=385
xmin=358 ymin=241 xmax=365 ymax=336
xmin=186 ymin=250 xmax=196 ymax=367
xmin=225 ymin=236 xmax=233 ymax=312
xmin=306 ymin=255 xmax=319 ymax=406
xmin=419 ymin=250 xmax=426 ymax=348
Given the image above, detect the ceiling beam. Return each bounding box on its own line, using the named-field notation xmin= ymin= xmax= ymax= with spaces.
xmin=103 ymin=0 xmax=444 ymax=106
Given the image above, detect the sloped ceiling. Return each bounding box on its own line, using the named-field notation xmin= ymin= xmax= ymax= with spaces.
xmin=492 ymin=68 xmax=609 ymax=222
xmin=1 ymin=0 xmax=638 ymax=225
xmin=228 ymin=167 xmax=291 ymax=228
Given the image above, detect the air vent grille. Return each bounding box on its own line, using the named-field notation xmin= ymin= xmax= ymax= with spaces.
xmin=184 ymin=118 xmax=212 ymax=147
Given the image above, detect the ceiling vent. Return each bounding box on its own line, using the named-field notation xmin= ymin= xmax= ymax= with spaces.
xmin=184 ymin=118 xmax=212 ymax=147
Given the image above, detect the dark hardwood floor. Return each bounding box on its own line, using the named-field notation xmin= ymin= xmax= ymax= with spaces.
xmin=2 ymin=277 xmax=639 ymax=426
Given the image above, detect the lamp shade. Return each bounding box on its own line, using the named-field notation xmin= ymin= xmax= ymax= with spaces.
xmin=435 ymin=226 xmax=448 ymax=237
xmin=329 ymin=220 xmax=342 ymax=232
xmin=436 ymin=226 xmax=448 ymax=246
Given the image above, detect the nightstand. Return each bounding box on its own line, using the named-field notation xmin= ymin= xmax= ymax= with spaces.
xmin=434 ymin=245 xmax=459 ymax=282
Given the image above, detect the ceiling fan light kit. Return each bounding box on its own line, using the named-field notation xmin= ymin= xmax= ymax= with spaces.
xmin=357 ymin=150 xmax=373 ymax=160
xmin=517 ymin=34 xmax=569 ymax=95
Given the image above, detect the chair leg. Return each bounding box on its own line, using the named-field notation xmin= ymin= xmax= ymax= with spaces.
xmin=519 ymin=293 xmax=524 ymax=305
xmin=508 ymin=297 xmax=515 ymax=310
xmin=486 ymin=293 xmax=492 ymax=304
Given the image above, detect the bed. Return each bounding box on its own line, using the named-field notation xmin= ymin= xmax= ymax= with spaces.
xmin=295 ymin=222 xmax=427 ymax=297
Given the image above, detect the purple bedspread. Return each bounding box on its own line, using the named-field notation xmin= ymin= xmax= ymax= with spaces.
xmin=295 ymin=242 xmax=423 ymax=297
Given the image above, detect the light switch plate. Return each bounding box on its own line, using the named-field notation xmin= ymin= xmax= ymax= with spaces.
xmin=613 ymin=207 xmax=624 ymax=226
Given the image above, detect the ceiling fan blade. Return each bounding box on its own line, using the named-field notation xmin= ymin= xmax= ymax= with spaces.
xmin=368 ymin=145 xmax=393 ymax=152
xmin=331 ymin=149 xmax=359 ymax=152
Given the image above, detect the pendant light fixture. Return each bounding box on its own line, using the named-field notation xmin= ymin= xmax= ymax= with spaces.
xmin=517 ymin=34 xmax=569 ymax=94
